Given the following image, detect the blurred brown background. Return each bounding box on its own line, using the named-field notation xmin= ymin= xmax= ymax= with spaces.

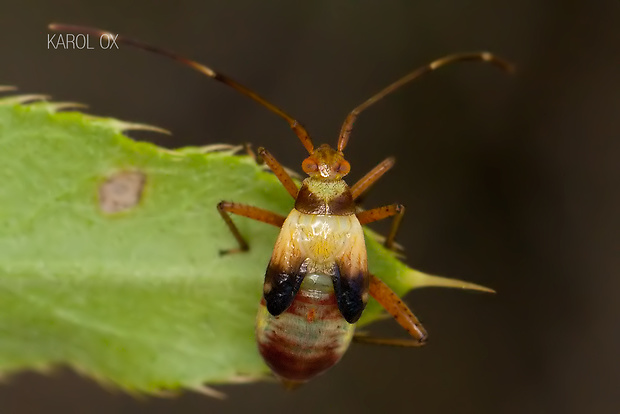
xmin=0 ymin=1 xmax=618 ymax=413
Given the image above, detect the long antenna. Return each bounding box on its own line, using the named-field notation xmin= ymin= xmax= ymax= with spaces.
xmin=337 ymin=52 xmax=514 ymax=152
xmin=48 ymin=23 xmax=316 ymax=154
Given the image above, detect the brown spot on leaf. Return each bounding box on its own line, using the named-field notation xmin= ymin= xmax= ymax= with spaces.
xmin=98 ymin=171 xmax=146 ymax=214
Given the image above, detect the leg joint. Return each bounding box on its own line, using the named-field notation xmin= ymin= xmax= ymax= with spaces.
xmin=217 ymin=200 xmax=231 ymax=211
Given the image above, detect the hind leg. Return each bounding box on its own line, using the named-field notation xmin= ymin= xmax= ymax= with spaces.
xmin=354 ymin=274 xmax=427 ymax=347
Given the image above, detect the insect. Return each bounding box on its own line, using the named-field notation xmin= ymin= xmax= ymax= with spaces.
xmin=50 ymin=24 xmax=512 ymax=386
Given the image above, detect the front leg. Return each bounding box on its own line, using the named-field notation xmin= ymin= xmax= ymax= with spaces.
xmin=356 ymin=203 xmax=405 ymax=249
xmin=350 ymin=157 xmax=395 ymax=200
xmin=257 ymin=147 xmax=299 ymax=199
xmin=242 ymin=144 xmax=299 ymax=199
xmin=217 ymin=201 xmax=285 ymax=255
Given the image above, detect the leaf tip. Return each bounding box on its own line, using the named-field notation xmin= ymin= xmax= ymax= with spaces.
xmin=0 ymin=94 xmax=50 ymax=105
xmin=190 ymin=385 xmax=227 ymax=399
xmin=116 ymin=120 xmax=172 ymax=136
xmin=406 ymin=269 xmax=495 ymax=294
xmin=48 ymin=101 xmax=89 ymax=112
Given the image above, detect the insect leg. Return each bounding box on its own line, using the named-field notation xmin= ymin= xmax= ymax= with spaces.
xmin=353 ymin=335 xmax=427 ymax=347
xmin=217 ymin=201 xmax=285 ymax=255
xmin=356 ymin=204 xmax=405 ymax=249
xmin=256 ymin=147 xmax=298 ymax=199
xmin=350 ymin=157 xmax=395 ymax=201
xmin=354 ymin=274 xmax=427 ymax=347
xmin=241 ymin=142 xmax=260 ymax=162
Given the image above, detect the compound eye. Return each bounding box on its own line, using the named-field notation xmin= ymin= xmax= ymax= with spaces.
xmin=302 ymin=157 xmax=318 ymax=174
xmin=336 ymin=160 xmax=351 ymax=175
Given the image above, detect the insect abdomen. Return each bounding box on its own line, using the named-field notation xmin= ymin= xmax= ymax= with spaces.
xmin=256 ymin=272 xmax=355 ymax=383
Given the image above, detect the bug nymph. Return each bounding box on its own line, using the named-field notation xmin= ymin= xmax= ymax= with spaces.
xmin=255 ymin=144 xmax=364 ymax=383
xmin=49 ymin=24 xmax=513 ymax=385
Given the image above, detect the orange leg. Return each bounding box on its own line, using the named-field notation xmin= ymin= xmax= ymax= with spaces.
xmin=242 ymin=142 xmax=258 ymax=161
xmin=356 ymin=203 xmax=405 ymax=249
xmin=354 ymin=274 xmax=427 ymax=347
xmin=217 ymin=201 xmax=285 ymax=255
xmin=350 ymin=157 xmax=395 ymax=201
xmin=256 ymin=147 xmax=298 ymax=199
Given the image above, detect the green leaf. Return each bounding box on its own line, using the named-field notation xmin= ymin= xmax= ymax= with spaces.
xmin=0 ymin=95 xmax=492 ymax=394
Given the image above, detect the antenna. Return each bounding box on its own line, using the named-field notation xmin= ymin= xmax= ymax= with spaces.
xmin=337 ymin=52 xmax=514 ymax=151
xmin=48 ymin=24 xmax=316 ymax=154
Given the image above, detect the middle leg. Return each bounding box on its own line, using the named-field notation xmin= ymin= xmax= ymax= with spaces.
xmin=217 ymin=201 xmax=285 ymax=255
xmin=356 ymin=203 xmax=405 ymax=249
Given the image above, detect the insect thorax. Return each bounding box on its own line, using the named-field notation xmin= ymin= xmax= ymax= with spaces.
xmin=295 ymin=177 xmax=355 ymax=215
